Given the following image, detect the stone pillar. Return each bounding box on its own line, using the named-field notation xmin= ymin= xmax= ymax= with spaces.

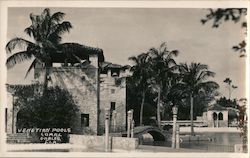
xmin=176 ymin=124 xmax=180 ymax=149
xmin=12 ymin=95 xmax=17 ymax=134
xmin=131 ymin=120 xmax=135 ymax=138
xmin=113 ymin=110 xmax=117 ymax=132
xmin=172 ymin=106 xmax=178 ymax=148
xmin=130 ymin=109 xmax=134 ymax=138
xmin=216 ymin=112 xmax=219 ymax=128
xmin=127 ymin=110 xmax=132 ymax=138
xmin=107 ymin=70 xmax=112 ymax=77
xmin=105 ymin=108 xmax=110 ymax=152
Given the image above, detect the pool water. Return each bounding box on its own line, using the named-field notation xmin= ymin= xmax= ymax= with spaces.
xmin=142 ymin=132 xmax=245 ymax=152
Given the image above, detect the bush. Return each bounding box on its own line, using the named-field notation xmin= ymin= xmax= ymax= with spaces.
xmin=16 ymin=86 xmax=79 ymax=143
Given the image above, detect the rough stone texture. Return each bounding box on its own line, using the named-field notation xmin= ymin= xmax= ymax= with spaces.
xmin=99 ymin=71 xmax=126 ymax=134
xmin=111 ymin=137 xmax=139 ymax=150
xmin=69 ymin=135 xmax=105 ymax=148
xmin=7 ymin=54 xmax=127 ymax=137
xmin=69 ymin=134 xmax=139 ymax=150
xmin=6 ymin=93 xmax=13 ymax=134
xmin=35 ymin=63 xmax=99 ymax=134
xmin=6 ymin=93 xmax=22 ymax=134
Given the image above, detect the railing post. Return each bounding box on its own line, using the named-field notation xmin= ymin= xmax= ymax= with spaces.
xmin=113 ymin=110 xmax=117 ymax=132
xmin=105 ymin=108 xmax=110 ymax=152
xmin=131 ymin=120 xmax=135 ymax=138
xmin=172 ymin=106 xmax=178 ymax=149
xmin=131 ymin=109 xmax=134 ymax=138
xmin=127 ymin=110 xmax=132 ymax=138
xmin=176 ymin=124 xmax=180 ymax=149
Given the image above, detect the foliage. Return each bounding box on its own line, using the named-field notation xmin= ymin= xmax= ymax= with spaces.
xmin=238 ymin=98 xmax=248 ymax=151
xmin=177 ymin=62 xmax=219 ymax=135
xmin=128 ymin=53 xmax=152 ymax=125
xmin=5 ymin=8 xmax=79 ymax=92
xmin=16 ymin=86 xmax=79 ymax=130
xmin=201 ymin=8 xmax=247 ymax=57
xmin=127 ymin=43 xmax=220 ymax=129
xmin=147 ymin=42 xmax=179 ymax=128
xmin=6 ymin=8 xmax=73 ymax=74
xmin=223 ymin=77 xmax=237 ymax=100
xmin=216 ymin=97 xmax=238 ymax=108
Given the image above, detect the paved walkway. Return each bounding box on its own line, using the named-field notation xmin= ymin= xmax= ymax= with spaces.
xmin=136 ymin=145 xmax=205 ymax=152
xmin=6 ymin=143 xmax=207 ymax=153
xmin=180 ymin=127 xmax=240 ymax=133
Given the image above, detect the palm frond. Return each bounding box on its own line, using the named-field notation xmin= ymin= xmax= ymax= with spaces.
xmin=54 ymin=21 xmax=72 ymax=35
xmin=6 ymin=37 xmax=36 ymax=54
xmin=6 ymin=51 xmax=33 ymax=69
xmin=25 ymin=58 xmax=39 ymax=78
xmin=72 ymin=53 xmax=83 ymax=63
xmin=24 ymin=26 xmax=34 ymax=38
xmin=170 ymin=50 xmax=179 ymax=57
xmin=41 ymin=39 xmax=57 ymax=50
xmin=159 ymin=42 xmax=167 ymax=49
xmin=51 ymin=12 xmax=65 ymax=23
xmin=42 ymin=8 xmax=51 ymax=19
xmin=197 ymin=70 xmax=215 ymax=81
xmin=148 ymin=47 xmax=159 ymax=57
xmin=197 ymin=81 xmax=219 ymax=92
xmin=128 ymin=56 xmax=138 ymax=63
xmin=179 ymin=63 xmax=189 ymax=73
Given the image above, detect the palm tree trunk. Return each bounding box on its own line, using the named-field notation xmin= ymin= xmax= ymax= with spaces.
xmin=229 ymin=84 xmax=231 ymax=100
xmin=43 ymin=66 xmax=49 ymax=92
xmin=190 ymin=94 xmax=194 ymax=136
xmin=157 ymin=86 xmax=161 ymax=128
xmin=139 ymin=91 xmax=146 ymax=126
xmin=43 ymin=62 xmax=52 ymax=93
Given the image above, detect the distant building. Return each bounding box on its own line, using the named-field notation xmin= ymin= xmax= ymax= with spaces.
xmin=6 ymin=44 xmax=130 ymax=136
xmin=203 ymin=104 xmax=229 ymax=127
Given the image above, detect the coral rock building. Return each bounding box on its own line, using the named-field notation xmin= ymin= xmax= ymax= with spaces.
xmin=6 ymin=43 xmax=129 ymax=135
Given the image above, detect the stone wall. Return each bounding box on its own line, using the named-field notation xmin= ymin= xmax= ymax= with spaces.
xmin=8 ymin=54 xmax=127 ymax=136
xmin=207 ymin=120 xmax=228 ymax=127
xmin=6 ymin=93 xmax=13 ymax=134
xmin=69 ymin=134 xmax=139 ymax=150
xmin=99 ymin=71 xmax=126 ymax=133
xmin=34 ymin=57 xmax=99 ymax=134
xmin=111 ymin=137 xmax=139 ymax=150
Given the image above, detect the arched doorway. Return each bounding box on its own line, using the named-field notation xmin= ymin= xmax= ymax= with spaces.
xmin=218 ymin=112 xmax=223 ymax=127
xmin=16 ymin=109 xmax=30 ymax=133
xmin=213 ymin=112 xmax=218 ymax=127
xmin=218 ymin=112 xmax=223 ymax=120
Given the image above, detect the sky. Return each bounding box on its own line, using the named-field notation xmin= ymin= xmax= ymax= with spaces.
xmin=6 ymin=7 xmax=246 ymax=99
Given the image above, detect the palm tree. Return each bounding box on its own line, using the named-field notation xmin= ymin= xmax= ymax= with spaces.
xmin=6 ymin=8 xmax=73 ymax=90
xmin=129 ymin=53 xmax=151 ymax=126
xmin=179 ymin=62 xmax=219 ymax=135
xmin=148 ymin=42 xmax=179 ymax=128
xmin=223 ymin=78 xmax=237 ymax=100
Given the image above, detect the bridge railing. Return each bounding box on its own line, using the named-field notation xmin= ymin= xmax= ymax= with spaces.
xmin=161 ymin=120 xmax=207 ymax=127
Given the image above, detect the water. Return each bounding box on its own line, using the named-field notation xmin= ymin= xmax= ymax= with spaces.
xmin=9 ymin=133 xmax=245 ymax=152
xmin=142 ymin=132 xmax=244 ymax=152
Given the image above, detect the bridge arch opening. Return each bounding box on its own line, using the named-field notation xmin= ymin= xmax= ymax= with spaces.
xmin=147 ymin=130 xmax=166 ymax=141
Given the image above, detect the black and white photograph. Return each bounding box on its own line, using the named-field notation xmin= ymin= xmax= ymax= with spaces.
xmin=0 ymin=0 xmax=248 ymax=157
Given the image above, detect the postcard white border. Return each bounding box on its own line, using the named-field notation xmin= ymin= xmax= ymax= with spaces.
xmin=0 ymin=0 xmax=249 ymax=157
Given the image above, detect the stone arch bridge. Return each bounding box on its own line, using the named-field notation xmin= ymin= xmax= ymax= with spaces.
xmin=122 ymin=126 xmax=167 ymax=142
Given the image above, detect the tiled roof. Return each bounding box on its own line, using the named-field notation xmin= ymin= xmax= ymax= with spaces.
xmin=100 ymin=62 xmax=130 ymax=70
xmin=207 ymin=104 xmax=227 ymax=111
xmin=51 ymin=43 xmax=104 ymax=63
